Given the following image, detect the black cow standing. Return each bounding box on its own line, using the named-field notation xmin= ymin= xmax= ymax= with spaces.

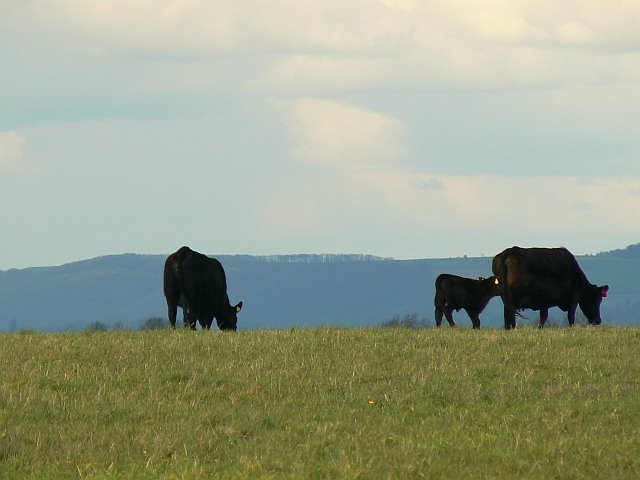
xmin=163 ymin=246 xmax=243 ymax=330
xmin=434 ymin=274 xmax=499 ymax=329
xmin=492 ymin=246 xmax=608 ymax=329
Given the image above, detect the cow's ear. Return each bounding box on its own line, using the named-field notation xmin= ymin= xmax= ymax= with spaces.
xmin=599 ymin=285 xmax=609 ymax=297
xmin=235 ymin=301 xmax=243 ymax=312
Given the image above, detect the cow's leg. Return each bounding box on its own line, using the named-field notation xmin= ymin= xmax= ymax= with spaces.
xmin=567 ymin=304 xmax=577 ymax=326
xmin=444 ymin=307 xmax=456 ymax=327
xmin=435 ymin=306 xmax=444 ymax=327
xmin=167 ymin=301 xmax=177 ymax=329
xmin=538 ymin=308 xmax=548 ymax=329
xmin=504 ymin=306 xmax=516 ymax=330
xmin=434 ymin=291 xmax=446 ymax=328
xmin=467 ymin=310 xmax=481 ymax=329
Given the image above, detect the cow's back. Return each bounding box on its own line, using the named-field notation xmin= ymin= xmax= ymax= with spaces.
xmin=494 ymin=246 xmax=584 ymax=288
xmin=181 ymin=251 xmax=227 ymax=314
xmin=435 ymin=273 xmax=475 ymax=308
xmin=434 ymin=273 xmax=460 ymax=301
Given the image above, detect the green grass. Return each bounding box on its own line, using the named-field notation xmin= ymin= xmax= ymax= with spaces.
xmin=1 ymin=327 xmax=639 ymax=479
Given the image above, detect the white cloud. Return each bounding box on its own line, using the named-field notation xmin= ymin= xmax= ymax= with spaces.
xmin=266 ymin=91 xmax=640 ymax=255
xmin=249 ymin=56 xmax=390 ymax=95
xmin=249 ymin=167 xmax=640 ymax=258
xmin=362 ymin=171 xmax=640 ymax=240
xmin=448 ymin=1 xmax=640 ymax=49
xmin=3 ymin=1 xmax=640 ymax=98
xmin=0 ymin=131 xmax=28 ymax=173
xmin=49 ymin=1 xmax=639 ymax=53
xmin=271 ymin=98 xmax=405 ymax=171
xmin=467 ymin=8 xmax=530 ymax=43
xmin=12 ymin=0 xmax=405 ymax=55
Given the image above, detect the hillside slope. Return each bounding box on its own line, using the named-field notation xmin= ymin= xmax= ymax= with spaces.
xmin=0 ymin=249 xmax=638 ymax=331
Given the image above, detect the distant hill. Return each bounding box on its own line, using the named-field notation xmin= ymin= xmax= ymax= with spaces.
xmin=598 ymin=243 xmax=640 ymax=260
xmin=1 ymin=248 xmax=638 ymax=332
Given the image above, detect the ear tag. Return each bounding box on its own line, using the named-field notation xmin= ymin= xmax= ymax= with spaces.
xmin=236 ymin=305 xmax=241 ymax=312
xmin=494 ymin=278 xmax=499 ymax=285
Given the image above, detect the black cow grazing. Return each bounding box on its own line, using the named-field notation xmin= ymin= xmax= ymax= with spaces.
xmin=434 ymin=274 xmax=499 ymax=329
xmin=492 ymin=246 xmax=608 ymax=329
xmin=163 ymin=246 xmax=243 ymax=331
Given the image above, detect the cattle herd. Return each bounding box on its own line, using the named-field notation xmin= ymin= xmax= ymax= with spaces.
xmin=163 ymin=245 xmax=609 ymax=331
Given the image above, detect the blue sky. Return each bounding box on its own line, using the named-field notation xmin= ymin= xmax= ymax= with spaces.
xmin=1 ymin=1 xmax=639 ymax=269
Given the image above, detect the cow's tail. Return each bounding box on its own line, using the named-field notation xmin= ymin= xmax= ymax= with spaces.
xmin=495 ymin=254 xmax=526 ymax=328
xmin=434 ymin=288 xmax=445 ymax=310
xmin=433 ymin=275 xmax=447 ymax=327
xmin=493 ymin=254 xmax=516 ymax=326
xmin=433 ymin=275 xmax=445 ymax=308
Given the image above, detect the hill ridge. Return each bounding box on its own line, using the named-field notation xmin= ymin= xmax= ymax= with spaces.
xmin=1 ymin=247 xmax=638 ymax=331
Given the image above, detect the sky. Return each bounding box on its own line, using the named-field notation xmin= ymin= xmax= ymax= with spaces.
xmin=1 ymin=1 xmax=640 ymax=269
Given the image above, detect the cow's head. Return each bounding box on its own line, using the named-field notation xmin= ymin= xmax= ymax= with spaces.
xmin=579 ymin=284 xmax=609 ymax=325
xmin=217 ymin=301 xmax=243 ymax=331
xmin=477 ymin=276 xmax=501 ymax=298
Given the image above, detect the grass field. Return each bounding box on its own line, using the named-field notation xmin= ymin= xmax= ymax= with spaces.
xmin=1 ymin=327 xmax=639 ymax=479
